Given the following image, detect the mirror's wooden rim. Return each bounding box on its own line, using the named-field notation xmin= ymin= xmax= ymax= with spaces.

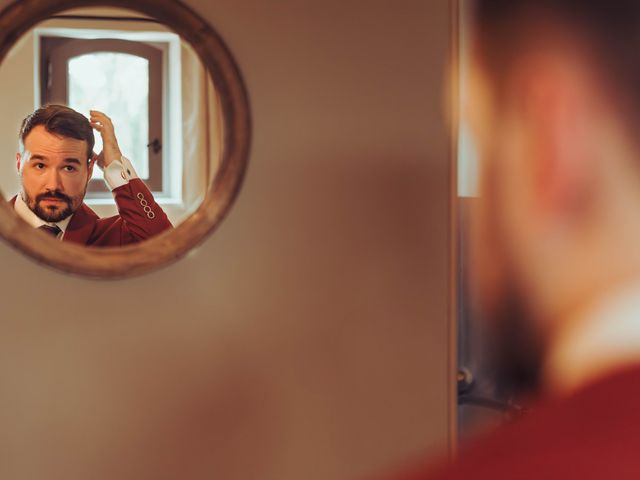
xmin=0 ymin=0 xmax=251 ymax=279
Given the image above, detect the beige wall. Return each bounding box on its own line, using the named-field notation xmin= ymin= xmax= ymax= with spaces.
xmin=0 ymin=1 xmax=453 ymax=479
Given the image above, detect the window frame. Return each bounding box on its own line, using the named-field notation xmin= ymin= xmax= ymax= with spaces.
xmin=41 ymin=36 xmax=164 ymax=194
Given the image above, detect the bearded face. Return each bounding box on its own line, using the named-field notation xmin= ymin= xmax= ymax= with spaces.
xmin=22 ymin=189 xmax=82 ymax=223
xmin=17 ymin=125 xmax=92 ymax=223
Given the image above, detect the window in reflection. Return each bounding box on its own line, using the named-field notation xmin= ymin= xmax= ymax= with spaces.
xmin=69 ymin=52 xmax=150 ymax=180
xmin=41 ymin=34 xmax=168 ymax=198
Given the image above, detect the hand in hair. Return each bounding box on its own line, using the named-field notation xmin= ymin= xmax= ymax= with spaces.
xmin=89 ymin=110 xmax=123 ymax=170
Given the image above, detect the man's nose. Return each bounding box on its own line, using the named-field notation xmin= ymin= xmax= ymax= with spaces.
xmin=43 ymin=169 xmax=62 ymax=191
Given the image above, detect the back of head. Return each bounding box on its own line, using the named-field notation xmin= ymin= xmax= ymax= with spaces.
xmin=19 ymin=105 xmax=95 ymax=161
xmin=472 ymin=0 xmax=640 ymax=122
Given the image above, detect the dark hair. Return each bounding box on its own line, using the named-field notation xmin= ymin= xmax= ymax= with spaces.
xmin=472 ymin=1 xmax=640 ymax=117
xmin=19 ymin=105 xmax=95 ymax=161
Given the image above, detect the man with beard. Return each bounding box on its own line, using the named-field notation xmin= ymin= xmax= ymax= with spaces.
xmin=13 ymin=105 xmax=171 ymax=245
xmin=393 ymin=0 xmax=640 ymax=479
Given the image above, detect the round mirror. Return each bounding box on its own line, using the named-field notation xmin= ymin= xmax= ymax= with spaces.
xmin=0 ymin=0 xmax=251 ymax=278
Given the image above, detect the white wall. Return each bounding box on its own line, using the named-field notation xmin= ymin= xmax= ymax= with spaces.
xmin=0 ymin=1 xmax=453 ymax=479
xmin=0 ymin=27 xmax=32 ymax=197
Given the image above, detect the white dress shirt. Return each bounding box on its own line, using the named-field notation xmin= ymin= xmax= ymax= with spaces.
xmin=102 ymin=156 xmax=139 ymax=190
xmin=13 ymin=156 xmax=139 ymax=240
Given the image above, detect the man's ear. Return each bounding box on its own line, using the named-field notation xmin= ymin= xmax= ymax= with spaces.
xmin=16 ymin=152 xmax=21 ymax=174
xmin=87 ymin=153 xmax=97 ymax=181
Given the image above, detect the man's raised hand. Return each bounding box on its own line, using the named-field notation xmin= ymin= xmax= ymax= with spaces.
xmin=90 ymin=110 xmax=122 ymax=169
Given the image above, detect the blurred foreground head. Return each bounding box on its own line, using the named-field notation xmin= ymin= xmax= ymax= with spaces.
xmin=467 ymin=0 xmax=640 ymax=394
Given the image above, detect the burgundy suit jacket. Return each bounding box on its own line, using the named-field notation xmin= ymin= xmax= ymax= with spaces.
xmin=12 ymin=178 xmax=172 ymax=246
xmin=393 ymin=365 xmax=640 ymax=480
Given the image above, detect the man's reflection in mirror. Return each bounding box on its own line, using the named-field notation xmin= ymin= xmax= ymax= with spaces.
xmin=13 ymin=104 xmax=172 ymax=245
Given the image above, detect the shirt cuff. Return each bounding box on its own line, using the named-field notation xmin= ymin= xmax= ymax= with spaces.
xmin=103 ymin=156 xmax=140 ymax=191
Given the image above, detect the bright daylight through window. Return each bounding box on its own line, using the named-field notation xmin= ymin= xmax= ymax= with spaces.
xmin=69 ymin=52 xmax=150 ymax=179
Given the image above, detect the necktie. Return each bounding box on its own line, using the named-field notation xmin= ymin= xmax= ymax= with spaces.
xmin=38 ymin=224 xmax=62 ymax=238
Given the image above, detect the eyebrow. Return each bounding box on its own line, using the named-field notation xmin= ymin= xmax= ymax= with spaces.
xmin=30 ymin=154 xmax=82 ymax=165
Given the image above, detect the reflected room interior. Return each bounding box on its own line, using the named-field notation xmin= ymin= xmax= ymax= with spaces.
xmin=0 ymin=6 xmax=223 ymax=229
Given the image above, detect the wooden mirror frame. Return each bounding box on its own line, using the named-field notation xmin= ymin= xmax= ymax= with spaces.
xmin=0 ymin=0 xmax=251 ymax=278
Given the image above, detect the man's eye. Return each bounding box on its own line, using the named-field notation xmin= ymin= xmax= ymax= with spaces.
xmin=34 ymin=163 xmax=45 ymax=169
xmin=63 ymin=166 xmax=77 ymax=172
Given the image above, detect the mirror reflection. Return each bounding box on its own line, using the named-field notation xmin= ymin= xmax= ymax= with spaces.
xmin=0 ymin=6 xmax=223 ymax=246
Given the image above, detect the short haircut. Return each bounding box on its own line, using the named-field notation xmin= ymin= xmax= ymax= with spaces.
xmin=472 ymin=1 xmax=640 ymax=118
xmin=19 ymin=105 xmax=95 ymax=161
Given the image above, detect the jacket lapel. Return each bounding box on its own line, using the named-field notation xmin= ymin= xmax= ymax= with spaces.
xmin=61 ymin=204 xmax=98 ymax=246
